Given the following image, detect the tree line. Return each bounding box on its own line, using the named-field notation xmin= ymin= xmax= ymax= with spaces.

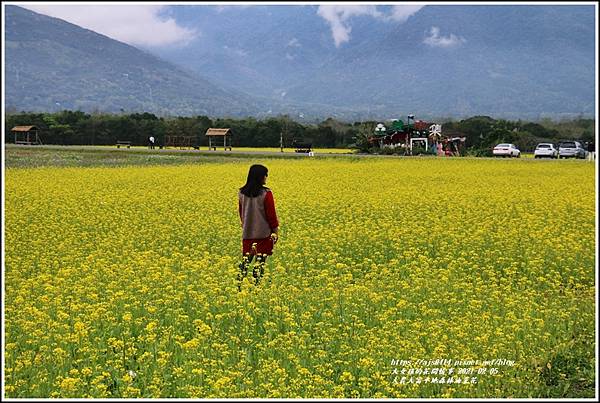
xmin=443 ymin=115 xmax=594 ymax=155
xmin=5 ymin=111 xmax=595 ymax=152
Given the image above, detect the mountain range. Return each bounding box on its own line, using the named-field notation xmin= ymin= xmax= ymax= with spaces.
xmin=4 ymin=4 xmax=596 ymax=121
xmin=4 ymin=5 xmax=263 ymax=117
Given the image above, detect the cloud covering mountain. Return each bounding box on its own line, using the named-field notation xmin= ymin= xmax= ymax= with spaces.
xmin=5 ymin=3 xmax=596 ymax=121
xmin=316 ymin=5 xmax=425 ymax=47
xmin=147 ymin=4 xmax=595 ymax=120
xmin=20 ymin=4 xmax=197 ymax=47
xmin=4 ymin=5 xmax=262 ymax=116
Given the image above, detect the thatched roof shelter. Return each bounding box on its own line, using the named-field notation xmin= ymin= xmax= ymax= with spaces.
xmin=11 ymin=125 xmax=42 ymax=145
xmin=12 ymin=125 xmax=39 ymax=132
xmin=205 ymin=128 xmax=232 ymax=137
xmin=205 ymin=128 xmax=232 ymax=151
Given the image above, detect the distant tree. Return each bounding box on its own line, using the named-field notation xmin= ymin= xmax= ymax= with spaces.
xmin=314 ymin=124 xmax=336 ymax=148
xmin=456 ymin=116 xmax=496 ymax=148
xmin=41 ymin=114 xmax=76 ymax=144
xmin=4 ymin=110 xmax=593 ymax=151
xmin=318 ymin=117 xmax=354 ymax=147
xmin=349 ymin=122 xmax=375 ymax=153
xmin=580 ymin=129 xmax=594 ymax=143
xmin=487 ymin=119 xmax=517 ymax=145
xmin=512 ymin=131 xmax=541 ymax=152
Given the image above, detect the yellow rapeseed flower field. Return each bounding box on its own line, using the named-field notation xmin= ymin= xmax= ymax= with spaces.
xmin=4 ymin=157 xmax=596 ymax=398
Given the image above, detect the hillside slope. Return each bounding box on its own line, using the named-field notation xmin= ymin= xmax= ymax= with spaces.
xmin=4 ymin=5 xmax=262 ymax=117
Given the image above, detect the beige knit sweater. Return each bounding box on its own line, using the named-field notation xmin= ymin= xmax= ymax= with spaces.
xmin=238 ymin=189 xmax=279 ymax=239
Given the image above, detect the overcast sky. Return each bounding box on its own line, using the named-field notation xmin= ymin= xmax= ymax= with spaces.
xmin=19 ymin=3 xmax=198 ymax=47
xmin=17 ymin=3 xmax=430 ymax=48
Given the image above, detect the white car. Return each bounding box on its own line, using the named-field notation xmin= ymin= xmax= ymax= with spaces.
xmin=534 ymin=143 xmax=558 ymax=159
xmin=493 ymin=143 xmax=521 ymax=158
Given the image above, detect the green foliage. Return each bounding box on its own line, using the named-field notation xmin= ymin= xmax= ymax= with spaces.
xmin=410 ymin=145 xmax=436 ymax=156
xmin=532 ymin=317 xmax=595 ymax=398
xmin=537 ymin=117 xmax=595 ymax=143
xmin=349 ymin=122 xmax=375 ymax=153
xmin=378 ymin=146 xmax=397 ymax=155
xmin=464 ymin=147 xmax=494 ymax=157
xmin=5 ymin=110 xmax=595 ymax=152
xmin=444 ymin=116 xmax=594 ymax=153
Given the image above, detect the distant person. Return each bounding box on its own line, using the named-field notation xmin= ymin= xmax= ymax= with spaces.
xmin=587 ymin=141 xmax=595 ymax=161
xmin=149 ymin=136 xmax=155 ymax=149
xmin=444 ymin=142 xmax=452 ymax=156
xmin=237 ymin=164 xmax=279 ymax=291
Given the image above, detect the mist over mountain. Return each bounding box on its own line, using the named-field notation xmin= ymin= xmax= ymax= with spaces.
xmin=4 ymin=5 xmax=265 ymax=117
xmin=4 ymin=4 xmax=596 ymax=122
xmin=150 ymin=4 xmax=596 ymax=121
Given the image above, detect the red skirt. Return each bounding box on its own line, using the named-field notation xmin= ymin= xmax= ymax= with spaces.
xmin=242 ymin=237 xmax=274 ymax=256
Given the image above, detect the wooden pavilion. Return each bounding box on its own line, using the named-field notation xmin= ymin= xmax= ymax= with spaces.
xmin=11 ymin=126 xmax=42 ymax=145
xmin=205 ymin=128 xmax=232 ymax=151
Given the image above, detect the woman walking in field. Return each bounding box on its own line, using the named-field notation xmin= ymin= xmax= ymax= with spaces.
xmin=238 ymin=164 xmax=279 ymax=290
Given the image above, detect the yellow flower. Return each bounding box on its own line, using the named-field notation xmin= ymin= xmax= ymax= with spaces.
xmin=4 ymin=156 xmax=594 ymax=398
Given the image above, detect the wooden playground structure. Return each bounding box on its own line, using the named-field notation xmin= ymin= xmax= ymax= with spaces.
xmin=164 ymin=135 xmax=198 ymax=149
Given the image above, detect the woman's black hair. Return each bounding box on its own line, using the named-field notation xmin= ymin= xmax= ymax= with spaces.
xmin=240 ymin=164 xmax=269 ymax=197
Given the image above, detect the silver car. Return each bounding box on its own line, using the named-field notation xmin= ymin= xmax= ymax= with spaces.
xmin=558 ymin=141 xmax=586 ymax=159
xmin=534 ymin=143 xmax=558 ymax=159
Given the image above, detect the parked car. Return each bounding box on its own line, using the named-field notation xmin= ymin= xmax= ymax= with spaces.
xmin=493 ymin=143 xmax=521 ymax=158
xmin=534 ymin=143 xmax=558 ymax=159
xmin=558 ymin=141 xmax=586 ymax=159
